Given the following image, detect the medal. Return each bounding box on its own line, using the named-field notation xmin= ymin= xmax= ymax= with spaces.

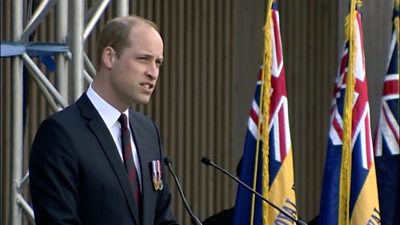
xmin=151 ymin=160 xmax=163 ymax=191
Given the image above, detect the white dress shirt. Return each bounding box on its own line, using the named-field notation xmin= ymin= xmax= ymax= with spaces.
xmin=86 ymin=85 xmax=142 ymax=190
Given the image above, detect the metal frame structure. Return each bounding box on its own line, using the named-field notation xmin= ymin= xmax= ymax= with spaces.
xmin=4 ymin=0 xmax=129 ymax=224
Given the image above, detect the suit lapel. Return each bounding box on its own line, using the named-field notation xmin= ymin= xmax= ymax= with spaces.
xmin=129 ymin=111 xmax=157 ymax=225
xmin=77 ymin=94 xmax=140 ymax=225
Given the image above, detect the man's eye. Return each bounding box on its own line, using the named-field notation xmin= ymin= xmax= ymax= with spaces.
xmin=156 ymin=60 xmax=163 ymax=66
xmin=138 ymin=57 xmax=148 ymax=61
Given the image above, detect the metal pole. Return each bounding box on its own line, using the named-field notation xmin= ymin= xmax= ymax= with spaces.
xmin=56 ymin=0 xmax=69 ymax=99
xmin=83 ymin=70 xmax=94 ymax=84
xmin=69 ymin=0 xmax=84 ymax=101
xmin=84 ymin=53 xmax=96 ymax=78
xmin=115 ymin=0 xmax=129 ymax=16
xmin=11 ymin=0 xmax=23 ymax=224
xmin=16 ymin=194 xmax=35 ymax=224
xmin=20 ymin=0 xmax=57 ymax=41
xmin=83 ymin=0 xmax=112 ymax=79
xmin=83 ymin=0 xmax=110 ymax=41
xmin=22 ymin=53 xmax=68 ymax=109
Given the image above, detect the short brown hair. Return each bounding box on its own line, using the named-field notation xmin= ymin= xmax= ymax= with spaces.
xmin=95 ymin=15 xmax=159 ymax=69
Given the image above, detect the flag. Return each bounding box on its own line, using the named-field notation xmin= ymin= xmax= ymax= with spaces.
xmin=232 ymin=2 xmax=298 ymax=225
xmin=318 ymin=3 xmax=381 ymax=225
xmin=374 ymin=2 xmax=400 ymax=224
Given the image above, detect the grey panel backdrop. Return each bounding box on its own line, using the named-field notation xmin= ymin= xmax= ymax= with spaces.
xmin=1 ymin=0 xmax=394 ymax=224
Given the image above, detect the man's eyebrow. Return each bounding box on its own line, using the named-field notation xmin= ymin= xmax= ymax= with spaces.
xmin=138 ymin=53 xmax=163 ymax=59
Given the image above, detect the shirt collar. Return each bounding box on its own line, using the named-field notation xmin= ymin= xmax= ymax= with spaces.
xmin=86 ymin=84 xmax=129 ymax=129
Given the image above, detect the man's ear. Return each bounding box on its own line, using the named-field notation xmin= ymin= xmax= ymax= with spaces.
xmin=102 ymin=47 xmax=114 ymax=69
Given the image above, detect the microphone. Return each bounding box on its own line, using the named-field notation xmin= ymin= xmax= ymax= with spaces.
xmin=201 ymin=156 xmax=307 ymax=225
xmin=163 ymin=157 xmax=203 ymax=225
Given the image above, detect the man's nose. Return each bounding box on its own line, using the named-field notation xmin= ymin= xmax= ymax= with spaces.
xmin=146 ymin=62 xmax=159 ymax=79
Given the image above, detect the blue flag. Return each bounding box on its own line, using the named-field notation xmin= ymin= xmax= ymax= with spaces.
xmin=318 ymin=5 xmax=381 ymax=225
xmin=374 ymin=3 xmax=400 ymax=225
xmin=233 ymin=3 xmax=297 ymax=225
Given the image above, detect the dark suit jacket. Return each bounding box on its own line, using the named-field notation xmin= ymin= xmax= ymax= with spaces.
xmin=29 ymin=94 xmax=178 ymax=225
xmin=202 ymin=208 xmax=233 ymax=225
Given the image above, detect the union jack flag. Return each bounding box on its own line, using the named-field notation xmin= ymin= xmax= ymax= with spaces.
xmin=374 ymin=3 xmax=399 ymax=224
xmin=318 ymin=7 xmax=380 ymax=225
xmin=374 ymin=6 xmax=399 ymax=157
xmin=233 ymin=3 xmax=297 ymax=225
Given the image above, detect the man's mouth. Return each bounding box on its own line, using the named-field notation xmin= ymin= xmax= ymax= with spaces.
xmin=141 ymin=83 xmax=154 ymax=92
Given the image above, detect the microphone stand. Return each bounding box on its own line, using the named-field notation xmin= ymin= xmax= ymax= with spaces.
xmin=201 ymin=156 xmax=307 ymax=225
xmin=164 ymin=157 xmax=203 ymax=225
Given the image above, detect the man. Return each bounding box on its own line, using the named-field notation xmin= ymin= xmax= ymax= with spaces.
xmin=29 ymin=15 xmax=178 ymax=225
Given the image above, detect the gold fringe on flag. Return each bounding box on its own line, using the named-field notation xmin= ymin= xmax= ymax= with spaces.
xmin=251 ymin=0 xmax=274 ymax=224
xmin=395 ymin=0 xmax=399 ymax=78
xmin=339 ymin=1 xmax=362 ymax=225
xmin=261 ymin=0 xmax=274 ymax=224
xmin=250 ymin=0 xmax=274 ymax=222
xmin=396 ymin=0 xmax=399 ymax=34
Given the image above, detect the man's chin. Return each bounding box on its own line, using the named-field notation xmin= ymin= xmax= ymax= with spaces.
xmin=133 ymin=96 xmax=151 ymax=105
